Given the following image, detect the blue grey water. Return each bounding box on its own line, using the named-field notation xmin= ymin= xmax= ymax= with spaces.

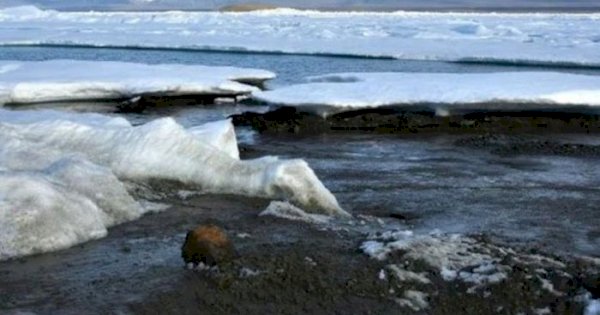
xmin=3 ymin=46 xmax=600 ymax=88
xmin=1 ymin=45 xmax=600 ymax=256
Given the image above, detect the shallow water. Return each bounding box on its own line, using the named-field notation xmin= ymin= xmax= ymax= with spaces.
xmin=245 ymin=133 xmax=600 ymax=256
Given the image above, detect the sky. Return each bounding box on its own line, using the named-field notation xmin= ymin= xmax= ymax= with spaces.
xmin=1 ymin=0 xmax=600 ymax=11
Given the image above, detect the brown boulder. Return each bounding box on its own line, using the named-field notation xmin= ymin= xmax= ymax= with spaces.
xmin=181 ymin=224 xmax=235 ymax=267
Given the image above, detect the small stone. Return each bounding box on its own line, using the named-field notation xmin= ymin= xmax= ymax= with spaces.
xmin=181 ymin=224 xmax=235 ymax=267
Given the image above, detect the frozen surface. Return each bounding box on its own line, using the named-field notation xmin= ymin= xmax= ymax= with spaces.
xmin=254 ymin=72 xmax=600 ymax=116
xmin=0 ymin=109 xmax=343 ymax=260
xmin=587 ymin=298 xmax=600 ymax=315
xmin=395 ymin=290 xmax=429 ymax=311
xmin=0 ymin=59 xmax=275 ymax=105
xmin=0 ymin=158 xmax=143 ymax=260
xmin=361 ymin=230 xmax=509 ymax=285
xmin=0 ymin=108 xmax=131 ymax=126
xmin=0 ymin=6 xmax=599 ymax=66
xmin=188 ymin=119 xmax=239 ymax=159
xmin=259 ymin=201 xmax=332 ymax=224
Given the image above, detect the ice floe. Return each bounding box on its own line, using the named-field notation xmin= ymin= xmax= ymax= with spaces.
xmin=1 ymin=6 xmax=599 ymax=66
xmin=254 ymin=72 xmax=600 ymax=117
xmin=0 ymin=109 xmax=344 ymax=260
xmin=0 ymin=60 xmax=275 ymax=105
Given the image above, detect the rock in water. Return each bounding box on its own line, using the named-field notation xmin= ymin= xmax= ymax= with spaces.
xmin=182 ymin=224 xmax=235 ymax=267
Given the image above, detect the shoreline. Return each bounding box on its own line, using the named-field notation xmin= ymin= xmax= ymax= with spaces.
xmin=232 ymin=106 xmax=600 ymax=136
xmin=1 ymin=119 xmax=599 ymax=313
xmin=0 ymin=192 xmax=597 ymax=314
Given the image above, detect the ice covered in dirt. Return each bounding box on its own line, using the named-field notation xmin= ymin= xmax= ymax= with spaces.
xmin=0 ymin=108 xmax=131 ymax=127
xmin=254 ymin=72 xmax=600 ymax=117
xmin=259 ymin=201 xmax=333 ymax=224
xmin=0 ymin=6 xmax=599 ymax=66
xmin=0 ymin=60 xmax=275 ymax=105
xmin=0 ymin=109 xmax=344 ymax=260
xmin=361 ymin=230 xmax=510 ymax=286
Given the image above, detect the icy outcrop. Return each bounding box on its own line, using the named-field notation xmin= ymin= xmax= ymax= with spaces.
xmin=0 ymin=158 xmax=140 ymax=260
xmin=0 ymin=109 xmax=344 ymax=260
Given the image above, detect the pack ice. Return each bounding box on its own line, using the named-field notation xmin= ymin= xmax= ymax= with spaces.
xmin=0 ymin=6 xmax=599 ymax=66
xmin=0 ymin=109 xmax=345 ymax=260
xmin=0 ymin=60 xmax=275 ymax=105
xmin=254 ymin=72 xmax=600 ymax=117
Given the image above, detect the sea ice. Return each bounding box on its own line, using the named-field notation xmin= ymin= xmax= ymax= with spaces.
xmin=188 ymin=119 xmax=239 ymax=159
xmin=0 ymin=60 xmax=275 ymax=105
xmin=0 ymin=109 xmax=345 ymax=260
xmin=0 ymin=6 xmax=599 ymax=66
xmin=254 ymin=72 xmax=600 ymax=117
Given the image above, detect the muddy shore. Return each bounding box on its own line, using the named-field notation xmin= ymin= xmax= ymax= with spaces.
xmin=0 ymin=191 xmax=598 ymax=315
xmin=231 ymin=106 xmax=600 ymax=135
xmin=1 ymin=109 xmax=600 ymax=314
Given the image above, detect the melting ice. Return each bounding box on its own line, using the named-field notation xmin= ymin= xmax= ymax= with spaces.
xmin=0 ymin=109 xmax=346 ymax=260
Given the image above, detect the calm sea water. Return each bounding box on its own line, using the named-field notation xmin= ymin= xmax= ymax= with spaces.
xmin=2 ymin=46 xmax=600 ymax=89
